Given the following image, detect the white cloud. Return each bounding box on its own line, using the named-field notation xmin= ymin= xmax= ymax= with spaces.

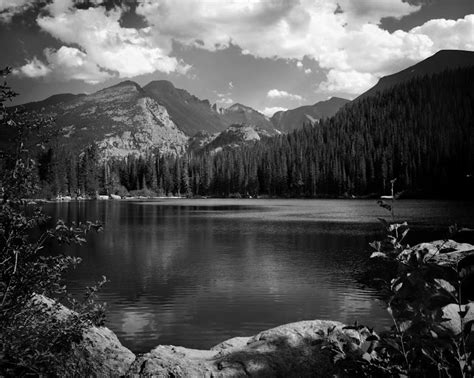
xmin=30 ymin=0 xmax=189 ymax=83
xmin=13 ymin=56 xmax=51 ymax=78
xmin=304 ymin=68 xmax=312 ymax=74
xmin=261 ymin=106 xmax=288 ymax=117
xmin=319 ymin=69 xmax=377 ymax=96
xmin=9 ymin=0 xmax=474 ymax=95
xmin=137 ymin=0 xmax=474 ymax=95
xmin=267 ymin=89 xmax=303 ymax=101
xmin=218 ymin=97 xmax=234 ymax=106
xmin=410 ymin=15 xmax=474 ymax=51
xmin=0 ymin=0 xmax=35 ymax=23
xmin=14 ymin=46 xmax=112 ymax=84
xmin=228 ymin=81 xmax=234 ymax=89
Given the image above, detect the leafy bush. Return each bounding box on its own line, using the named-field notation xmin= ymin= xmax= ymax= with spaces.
xmin=333 ymin=182 xmax=474 ymax=377
xmin=0 ymin=68 xmax=104 ymax=375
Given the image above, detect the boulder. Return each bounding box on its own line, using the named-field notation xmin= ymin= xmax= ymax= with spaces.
xmin=128 ymin=320 xmax=373 ymax=377
xmin=29 ymin=295 xmax=135 ymax=376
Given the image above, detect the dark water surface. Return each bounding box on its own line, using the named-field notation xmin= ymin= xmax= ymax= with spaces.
xmin=44 ymin=199 xmax=474 ymax=353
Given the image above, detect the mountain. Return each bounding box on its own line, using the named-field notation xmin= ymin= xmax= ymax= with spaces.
xmin=143 ymin=81 xmax=278 ymax=136
xmin=143 ymin=80 xmax=227 ymax=136
xmin=177 ymin=65 xmax=474 ymax=198
xmin=356 ymin=49 xmax=474 ymax=100
xmin=189 ymin=124 xmax=272 ymax=153
xmin=220 ymin=103 xmax=277 ymax=134
xmin=15 ymin=81 xmax=188 ymax=159
xmin=21 ymin=93 xmax=86 ymax=111
xmin=271 ymin=97 xmax=350 ymax=133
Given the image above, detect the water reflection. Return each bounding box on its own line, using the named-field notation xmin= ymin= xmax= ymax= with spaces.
xmin=44 ymin=199 xmax=474 ymax=353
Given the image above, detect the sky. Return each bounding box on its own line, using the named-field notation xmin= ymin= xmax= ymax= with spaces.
xmin=1 ymin=0 xmax=473 ymax=116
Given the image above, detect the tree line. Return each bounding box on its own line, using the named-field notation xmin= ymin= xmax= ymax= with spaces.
xmin=36 ymin=67 xmax=474 ymax=199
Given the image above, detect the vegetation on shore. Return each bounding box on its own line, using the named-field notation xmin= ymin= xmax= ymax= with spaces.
xmin=0 ymin=68 xmax=104 ymax=375
xmin=330 ymin=191 xmax=474 ymax=377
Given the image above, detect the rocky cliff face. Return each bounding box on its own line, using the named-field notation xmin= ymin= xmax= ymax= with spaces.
xmin=189 ymin=124 xmax=271 ymax=153
xmin=144 ymin=80 xmax=227 ymax=136
xmin=19 ymin=81 xmax=189 ymax=159
xmin=221 ymin=103 xmax=277 ymax=135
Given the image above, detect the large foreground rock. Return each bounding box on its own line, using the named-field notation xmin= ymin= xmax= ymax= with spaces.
xmin=30 ymin=295 xmax=135 ymax=376
xmin=128 ymin=320 xmax=372 ymax=377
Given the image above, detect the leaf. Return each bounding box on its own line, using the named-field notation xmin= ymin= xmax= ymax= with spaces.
xmin=389 ymin=222 xmax=408 ymax=232
xmin=362 ymin=352 xmax=372 ymax=361
xmin=434 ymin=278 xmax=456 ymax=295
xmin=369 ymin=241 xmax=382 ymax=251
xmin=370 ymin=252 xmax=388 ymax=259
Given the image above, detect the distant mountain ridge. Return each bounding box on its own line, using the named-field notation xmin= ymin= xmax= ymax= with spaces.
xmin=188 ymin=124 xmax=272 ymax=153
xmin=15 ymin=81 xmax=189 ymax=158
xmin=356 ymin=50 xmax=474 ymax=100
xmin=271 ymin=97 xmax=350 ymax=133
xmin=12 ymin=79 xmax=282 ymax=158
xmin=144 ymin=80 xmax=226 ymax=135
xmin=10 ymin=49 xmax=474 ymax=160
xmin=220 ymin=103 xmax=275 ymax=134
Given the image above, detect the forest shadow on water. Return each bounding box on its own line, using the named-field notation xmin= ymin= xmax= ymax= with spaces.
xmin=43 ymin=199 xmax=474 ymax=353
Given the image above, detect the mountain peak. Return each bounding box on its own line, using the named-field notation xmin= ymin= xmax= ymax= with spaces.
xmin=356 ymin=49 xmax=474 ymax=101
xmin=227 ymin=103 xmax=251 ymax=111
xmin=144 ymin=80 xmax=176 ymax=92
xmin=107 ymin=80 xmax=141 ymax=90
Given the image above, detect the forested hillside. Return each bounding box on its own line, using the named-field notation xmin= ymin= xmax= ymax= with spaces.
xmin=35 ymin=67 xmax=474 ymax=198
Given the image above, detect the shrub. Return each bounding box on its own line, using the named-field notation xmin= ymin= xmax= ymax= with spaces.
xmin=333 ymin=181 xmax=474 ymax=376
xmin=0 ymin=68 xmax=104 ymax=375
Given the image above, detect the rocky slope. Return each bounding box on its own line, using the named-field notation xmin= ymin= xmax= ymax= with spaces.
xmin=144 ymin=81 xmax=278 ymax=136
xmin=144 ymin=80 xmax=227 ymax=135
xmin=189 ymin=124 xmax=272 ymax=153
xmin=271 ymin=97 xmax=350 ymax=133
xmin=220 ymin=103 xmax=277 ymax=134
xmin=18 ymin=81 xmax=189 ymax=159
xmin=356 ymin=49 xmax=474 ymax=101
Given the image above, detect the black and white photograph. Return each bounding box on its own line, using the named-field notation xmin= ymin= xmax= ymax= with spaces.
xmin=1 ymin=0 xmax=474 ymax=376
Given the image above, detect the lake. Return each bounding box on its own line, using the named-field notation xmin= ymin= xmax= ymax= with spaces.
xmin=44 ymin=199 xmax=474 ymax=353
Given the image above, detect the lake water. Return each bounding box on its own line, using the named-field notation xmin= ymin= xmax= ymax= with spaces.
xmin=44 ymin=199 xmax=474 ymax=353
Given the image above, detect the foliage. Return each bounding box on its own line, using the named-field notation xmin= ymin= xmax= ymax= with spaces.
xmin=0 ymin=68 xmax=104 ymax=375
xmin=331 ymin=186 xmax=474 ymax=377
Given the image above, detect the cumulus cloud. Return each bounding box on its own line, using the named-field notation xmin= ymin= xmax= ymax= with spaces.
xmin=136 ymin=0 xmax=474 ymax=95
xmin=14 ymin=56 xmax=51 ymax=78
xmin=304 ymin=68 xmax=312 ymax=74
xmin=8 ymin=0 xmax=474 ymax=95
xmin=14 ymin=46 xmax=112 ymax=84
xmin=319 ymin=69 xmax=377 ymax=96
xmin=267 ymin=89 xmax=303 ymax=101
xmin=26 ymin=0 xmax=190 ymax=83
xmin=0 ymin=0 xmax=35 ymax=23
xmin=261 ymin=106 xmax=288 ymax=117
